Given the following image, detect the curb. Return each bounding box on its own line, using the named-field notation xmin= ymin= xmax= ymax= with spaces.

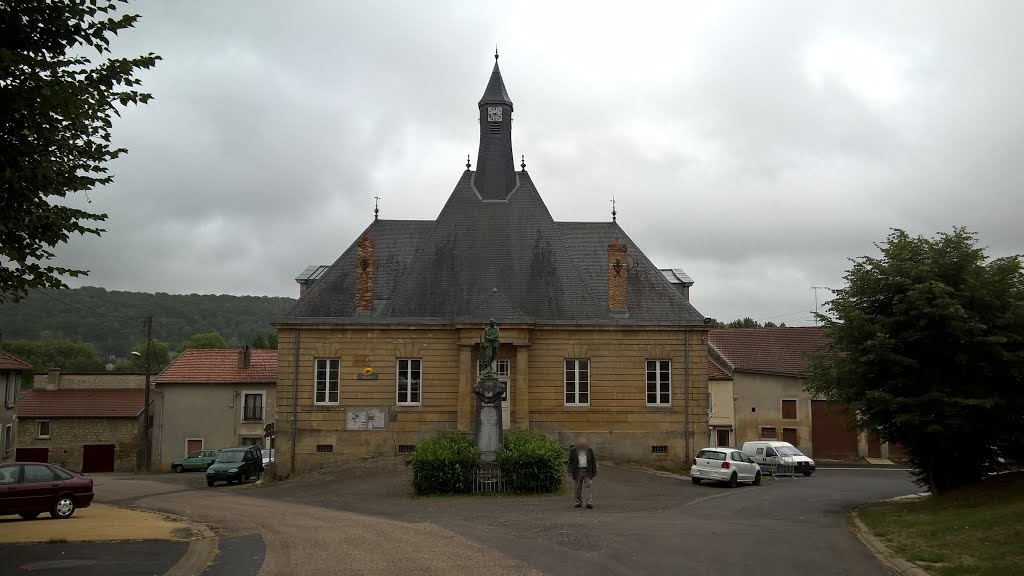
xmin=849 ymin=509 xmax=930 ymax=576
xmin=125 ymin=508 xmax=219 ymax=576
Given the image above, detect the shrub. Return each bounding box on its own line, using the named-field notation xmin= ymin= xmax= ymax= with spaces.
xmin=496 ymin=430 xmax=565 ymax=493
xmin=410 ymin=432 xmax=479 ymax=495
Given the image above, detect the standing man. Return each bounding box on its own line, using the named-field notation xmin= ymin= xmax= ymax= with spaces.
xmin=568 ymin=440 xmax=597 ymax=509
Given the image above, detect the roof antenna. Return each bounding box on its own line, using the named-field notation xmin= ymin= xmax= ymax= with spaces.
xmin=466 ymin=154 xmax=471 ymax=170
xmin=521 ymin=155 xmax=526 ymax=171
xmin=374 ymin=194 xmax=380 ymax=221
xmin=611 ymin=195 xmax=617 ymax=222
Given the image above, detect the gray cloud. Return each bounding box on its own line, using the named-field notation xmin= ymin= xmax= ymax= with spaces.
xmin=54 ymin=0 xmax=1024 ymax=324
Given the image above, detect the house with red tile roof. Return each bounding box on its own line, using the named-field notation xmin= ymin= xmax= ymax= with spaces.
xmin=706 ymin=356 xmax=735 ymax=448
xmin=708 ymin=328 xmax=900 ymax=461
xmin=152 ymin=347 xmax=277 ymax=470
xmin=1 ymin=351 xmax=33 ymax=462
xmin=14 ymin=370 xmax=146 ymax=472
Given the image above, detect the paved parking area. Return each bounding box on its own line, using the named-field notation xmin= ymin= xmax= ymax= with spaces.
xmin=93 ymin=461 xmax=919 ymax=575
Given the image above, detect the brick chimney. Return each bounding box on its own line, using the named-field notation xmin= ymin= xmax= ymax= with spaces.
xmin=608 ymin=237 xmax=628 ymax=312
xmin=237 ymin=346 xmax=251 ymax=369
xmin=356 ymin=232 xmax=375 ymax=313
xmin=40 ymin=368 xmax=61 ymax=390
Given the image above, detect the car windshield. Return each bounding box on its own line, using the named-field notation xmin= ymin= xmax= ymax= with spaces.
xmin=696 ymin=450 xmax=726 ymax=461
xmin=775 ymin=446 xmax=804 ymax=456
xmin=215 ymin=451 xmax=245 ymax=463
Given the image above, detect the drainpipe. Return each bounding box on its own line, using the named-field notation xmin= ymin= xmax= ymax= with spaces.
xmin=684 ymin=331 xmax=690 ymax=462
xmin=290 ymin=328 xmax=300 ymax=476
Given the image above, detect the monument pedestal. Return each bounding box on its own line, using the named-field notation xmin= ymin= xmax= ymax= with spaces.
xmin=473 ymin=377 xmax=506 ymax=463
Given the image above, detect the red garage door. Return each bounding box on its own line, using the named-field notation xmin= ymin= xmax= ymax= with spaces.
xmin=82 ymin=444 xmax=115 ymax=473
xmin=811 ymin=401 xmax=860 ymax=460
xmin=15 ymin=448 xmax=49 ymax=463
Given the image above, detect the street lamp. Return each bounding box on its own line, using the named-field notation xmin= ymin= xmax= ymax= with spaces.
xmin=131 ymin=315 xmax=153 ymax=473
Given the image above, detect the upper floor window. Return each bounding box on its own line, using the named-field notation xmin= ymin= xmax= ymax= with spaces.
xmin=37 ymin=420 xmax=50 ymax=439
xmin=4 ymin=373 xmax=17 ymax=408
xmin=397 ymin=359 xmax=422 ymax=405
xmin=781 ymin=399 xmax=797 ymax=419
xmin=565 ymin=359 xmax=590 ymax=406
xmin=315 ymin=358 xmax=340 ymax=405
xmin=242 ymin=392 xmax=264 ymax=421
xmin=646 ymin=360 xmax=671 ymax=405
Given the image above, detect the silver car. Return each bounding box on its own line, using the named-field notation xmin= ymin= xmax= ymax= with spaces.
xmin=689 ymin=447 xmax=762 ymax=487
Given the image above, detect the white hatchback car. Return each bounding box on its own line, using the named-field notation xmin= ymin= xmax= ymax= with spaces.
xmin=689 ymin=447 xmax=762 ymax=487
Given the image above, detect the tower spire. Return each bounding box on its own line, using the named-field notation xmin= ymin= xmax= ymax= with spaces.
xmin=475 ymin=52 xmax=516 ymax=199
xmin=374 ymin=194 xmax=380 ymax=220
xmin=611 ymin=195 xmax=617 ymax=222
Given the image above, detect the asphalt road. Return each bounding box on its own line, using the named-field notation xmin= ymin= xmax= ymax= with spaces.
xmin=95 ymin=462 xmax=919 ymax=575
xmin=0 ymin=540 xmax=187 ymax=576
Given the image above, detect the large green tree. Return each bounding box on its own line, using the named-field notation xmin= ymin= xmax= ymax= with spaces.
xmin=176 ymin=331 xmax=229 ymax=353
xmin=806 ymin=228 xmax=1024 ymax=493
xmin=0 ymin=0 xmax=159 ymax=302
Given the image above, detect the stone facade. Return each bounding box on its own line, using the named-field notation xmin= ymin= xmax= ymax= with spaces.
xmin=607 ymin=238 xmax=628 ymax=311
xmin=274 ymin=324 xmax=709 ymax=475
xmin=16 ymin=417 xmax=140 ymax=472
xmin=32 ymin=371 xmax=146 ymax=390
xmin=355 ymin=233 xmax=374 ymax=312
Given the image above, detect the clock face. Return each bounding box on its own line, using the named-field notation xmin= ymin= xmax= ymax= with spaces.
xmin=487 ymin=106 xmax=502 ymax=122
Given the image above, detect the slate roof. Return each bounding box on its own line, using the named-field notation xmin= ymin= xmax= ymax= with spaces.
xmin=284 ymin=171 xmax=706 ymax=326
xmin=708 ymin=328 xmax=828 ymax=378
xmin=0 ymin=351 xmax=32 ymax=371
xmin=154 ymin=349 xmax=278 ymax=384
xmin=478 ymin=59 xmax=513 ymax=107
xmin=17 ymin=389 xmax=145 ymax=418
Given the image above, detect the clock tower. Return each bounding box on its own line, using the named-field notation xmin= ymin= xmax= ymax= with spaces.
xmin=475 ymin=52 xmax=517 ymax=200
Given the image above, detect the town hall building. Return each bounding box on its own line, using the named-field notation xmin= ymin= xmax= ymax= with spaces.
xmin=274 ymin=55 xmax=710 ymax=475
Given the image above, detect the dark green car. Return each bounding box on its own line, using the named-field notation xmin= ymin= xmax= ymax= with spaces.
xmin=205 ymin=446 xmax=264 ymax=487
xmin=171 ymin=449 xmax=220 ymax=473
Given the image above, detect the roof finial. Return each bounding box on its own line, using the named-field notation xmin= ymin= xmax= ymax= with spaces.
xmin=495 ymin=45 xmax=499 ymax=61
xmin=466 ymin=154 xmax=471 ymax=170
xmin=521 ymin=155 xmax=526 ymax=171
xmin=611 ymin=195 xmax=617 ymax=222
xmin=374 ymin=194 xmax=380 ymax=220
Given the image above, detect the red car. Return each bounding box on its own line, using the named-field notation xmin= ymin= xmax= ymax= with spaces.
xmin=0 ymin=462 xmax=94 ymax=520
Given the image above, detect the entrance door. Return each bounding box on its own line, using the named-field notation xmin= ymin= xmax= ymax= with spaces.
xmin=15 ymin=448 xmax=49 ymax=463
xmin=716 ymin=429 xmax=731 ymax=447
xmin=867 ymin=433 xmax=882 ymax=459
xmin=82 ymin=444 xmax=115 ymax=473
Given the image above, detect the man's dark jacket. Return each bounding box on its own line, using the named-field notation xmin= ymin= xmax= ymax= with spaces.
xmin=568 ymin=446 xmax=597 ymax=477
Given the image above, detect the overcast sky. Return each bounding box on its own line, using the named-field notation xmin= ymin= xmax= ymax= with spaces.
xmin=53 ymin=0 xmax=1024 ymax=325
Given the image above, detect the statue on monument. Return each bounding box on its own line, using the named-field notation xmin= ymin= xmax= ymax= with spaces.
xmin=479 ymin=318 xmax=500 ymax=379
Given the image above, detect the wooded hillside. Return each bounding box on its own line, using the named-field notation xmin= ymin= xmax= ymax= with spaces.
xmin=0 ymin=287 xmax=295 ymax=357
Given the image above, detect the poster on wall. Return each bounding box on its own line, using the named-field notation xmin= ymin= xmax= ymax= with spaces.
xmin=346 ymin=408 xmax=388 ymax=430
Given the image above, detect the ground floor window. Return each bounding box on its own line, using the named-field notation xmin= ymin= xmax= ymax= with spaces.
xmin=315 ymin=358 xmax=340 ymax=405
xmin=760 ymin=426 xmax=778 ymax=439
xmin=646 ymin=359 xmax=671 ymax=405
xmin=396 ymin=358 xmax=422 ymax=405
xmin=37 ymin=420 xmax=50 ymax=439
xmin=240 ymin=437 xmax=263 ymax=448
xmin=564 ymin=359 xmax=590 ymax=405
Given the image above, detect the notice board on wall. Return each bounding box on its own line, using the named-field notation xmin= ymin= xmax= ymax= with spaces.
xmin=346 ymin=408 xmax=387 ymax=430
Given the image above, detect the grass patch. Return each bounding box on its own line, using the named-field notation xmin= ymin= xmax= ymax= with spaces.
xmin=858 ymin=471 xmax=1024 ymax=576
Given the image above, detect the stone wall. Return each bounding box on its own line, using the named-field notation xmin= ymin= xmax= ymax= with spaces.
xmin=274 ymin=324 xmax=709 ymax=476
xmin=16 ymin=417 xmax=140 ymax=472
xmin=32 ymin=372 xmax=147 ymax=390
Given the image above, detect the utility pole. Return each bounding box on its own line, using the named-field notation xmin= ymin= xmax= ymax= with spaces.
xmin=142 ymin=315 xmax=152 ymax=473
xmin=811 ymin=287 xmax=828 ymax=327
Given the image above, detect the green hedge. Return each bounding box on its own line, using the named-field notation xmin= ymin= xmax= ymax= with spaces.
xmin=496 ymin=430 xmax=565 ymax=493
xmin=410 ymin=433 xmax=479 ymax=495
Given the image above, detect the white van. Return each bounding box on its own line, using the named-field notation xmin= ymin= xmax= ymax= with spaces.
xmin=741 ymin=441 xmax=815 ymax=476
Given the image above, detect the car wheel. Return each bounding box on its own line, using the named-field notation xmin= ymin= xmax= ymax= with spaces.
xmin=691 ymin=478 xmax=702 ymax=485
xmin=802 ymin=471 xmax=813 ymax=477
xmin=19 ymin=512 xmax=40 ymax=520
xmin=207 ymin=479 xmax=215 ymax=487
xmin=753 ymin=471 xmax=762 ymax=486
xmin=173 ymin=464 xmax=184 ymax=473
xmin=728 ymin=473 xmax=738 ymax=488
xmin=50 ymin=496 xmax=76 ymax=519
